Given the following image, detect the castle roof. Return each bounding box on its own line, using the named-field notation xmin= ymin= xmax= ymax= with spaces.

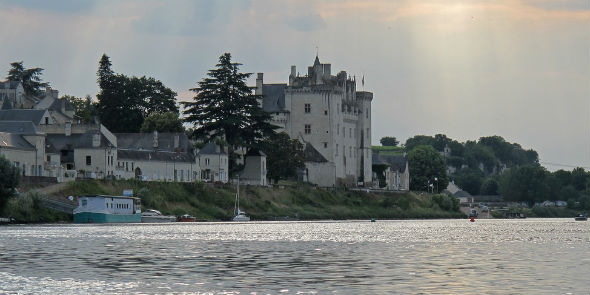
xmin=45 ymin=133 xmax=116 ymax=153
xmin=261 ymin=84 xmax=287 ymax=112
xmin=313 ymin=55 xmax=320 ymax=66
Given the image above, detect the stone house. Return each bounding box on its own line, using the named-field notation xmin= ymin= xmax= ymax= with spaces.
xmin=0 ymin=81 xmax=25 ymax=109
xmin=198 ymin=142 xmax=229 ymax=183
xmin=238 ymin=149 xmax=267 ymax=186
xmin=372 ymin=153 xmax=410 ymax=191
xmin=256 ymin=56 xmax=373 ymax=187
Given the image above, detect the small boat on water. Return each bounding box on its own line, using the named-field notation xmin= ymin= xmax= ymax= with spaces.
xmin=74 ymin=195 xmax=141 ymax=223
xmin=141 ymin=209 xmax=176 ymax=223
xmin=179 ymin=214 xmax=196 ymax=222
xmin=574 ymin=214 xmax=587 ymax=221
xmin=232 ymin=178 xmax=250 ymax=222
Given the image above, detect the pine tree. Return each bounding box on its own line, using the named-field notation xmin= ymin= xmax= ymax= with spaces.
xmin=6 ymin=61 xmax=49 ymax=96
xmin=182 ymin=53 xmax=275 ymax=175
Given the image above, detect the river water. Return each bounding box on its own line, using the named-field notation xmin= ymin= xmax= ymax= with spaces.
xmin=1 ymin=219 xmax=589 ymax=294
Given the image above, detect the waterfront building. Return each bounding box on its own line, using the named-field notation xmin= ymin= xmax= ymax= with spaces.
xmin=256 ymin=56 xmax=373 ymax=187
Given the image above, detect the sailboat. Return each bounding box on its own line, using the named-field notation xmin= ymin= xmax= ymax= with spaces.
xmin=233 ymin=178 xmax=250 ymax=221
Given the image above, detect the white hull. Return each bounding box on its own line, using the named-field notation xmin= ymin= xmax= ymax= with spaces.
xmin=233 ymin=214 xmax=250 ymax=222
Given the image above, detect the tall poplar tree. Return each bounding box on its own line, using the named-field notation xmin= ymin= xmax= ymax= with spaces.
xmin=182 ymin=53 xmax=275 ymax=175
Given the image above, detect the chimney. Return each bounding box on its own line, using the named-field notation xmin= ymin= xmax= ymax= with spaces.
xmin=255 ymin=73 xmax=263 ymax=95
xmin=215 ymin=144 xmax=220 ymax=153
xmin=174 ymin=134 xmax=179 ymax=149
xmin=153 ymin=131 xmax=158 ymax=149
xmin=289 ymin=65 xmax=296 ymax=85
xmin=65 ymin=122 xmax=71 ymax=136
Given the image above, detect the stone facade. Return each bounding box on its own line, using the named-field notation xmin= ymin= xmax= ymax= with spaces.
xmin=257 ymin=56 xmax=373 ymax=187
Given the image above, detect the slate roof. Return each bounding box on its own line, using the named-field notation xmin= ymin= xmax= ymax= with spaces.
xmin=199 ymin=142 xmax=225 ymax=155
xmin=0 ymin=109 xmax=47 ymax=124
xmin=0 ymin=132 xmax=34 ymax=150
xmin=117 ymin=149 xmax=194 ymax=163
xmin=303 ymin=142 xmax=328 ymax=163
xmin=372 ymin=153 xmax=407 ymax=172
xmin=0 ymin=121 xmax=38 ymax=134
xmin=261 ymin=84 xmax=287 ymax=112
xmin=45 ymin=133 xmax=115 ymax=153
xmin=49 ymin=98 xmax=75 ymax=112
xmin=115 ymin=133 xmax=191 ymax=152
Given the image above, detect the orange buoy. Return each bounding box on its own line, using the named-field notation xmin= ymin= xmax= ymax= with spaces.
xmin=470 ymin=217 xmax=475 ymax=222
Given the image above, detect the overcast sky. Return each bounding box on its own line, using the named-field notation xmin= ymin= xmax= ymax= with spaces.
xmin=1 ymin=0 xmax=588 ymax=171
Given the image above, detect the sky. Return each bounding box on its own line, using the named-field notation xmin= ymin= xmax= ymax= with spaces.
xmin=0 ymin=0 xmax=588 ymax=171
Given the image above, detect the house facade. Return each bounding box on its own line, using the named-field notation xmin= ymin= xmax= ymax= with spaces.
xmin=198 ymin=142 xmax=229 ymax=183
xmin=372 ymin=152 xmax=410 ymax=191
xmin=257 ymin=56 xmax=373 ymax=187
xmin=114 ymin=132 xmax=199 ymax=182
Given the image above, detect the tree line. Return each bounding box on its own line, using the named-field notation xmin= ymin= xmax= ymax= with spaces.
xmin=383 ymin=134 xmax=589 ymax=210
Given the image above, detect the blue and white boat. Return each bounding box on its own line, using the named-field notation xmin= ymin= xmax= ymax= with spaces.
xmin=74 ymin=195 xmax=142 ymax=223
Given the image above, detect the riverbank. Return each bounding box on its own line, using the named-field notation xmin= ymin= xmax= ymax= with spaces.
xmin=3 ymin=180 xmax=465 ymax=223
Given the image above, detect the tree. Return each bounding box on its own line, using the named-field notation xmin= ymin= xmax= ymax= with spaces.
xmin=0 ymin=155 xmax=20 ymax=213
xmin=380 ymin=136 xmax=399 ymax=147
xmin=63 ymin=95 xmax=97 ymax=123
xmin=407 ymin=145 xmax=449 ymax=192
xmin=480 ymin=178 xmax=499 ymax=195
xmin=6 ymin=61 xmax=49 ymax=96
xmin=452 ymin=168 xmax=484 ymax=195
xmin=405 ymin=135 xmax=434 ymax=152
xmin=182 ymin=53 xmax=275 ymax=175
xmin=96 ymin=54 xmax=179 ymax=133
xmin=498 ymin=165 xmax=550 ymax=205
xmin=140 ymin=111 xmax=184 ymax=133
xmin=259 ymin=132 xmax=305 ymax=184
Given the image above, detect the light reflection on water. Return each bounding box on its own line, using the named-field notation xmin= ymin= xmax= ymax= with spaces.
xmin=1 ymin=219 xmax=589 ymax=294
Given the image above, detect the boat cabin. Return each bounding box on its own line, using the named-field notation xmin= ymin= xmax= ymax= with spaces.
xmin=76 ymin=195 xmax=141 ymax=215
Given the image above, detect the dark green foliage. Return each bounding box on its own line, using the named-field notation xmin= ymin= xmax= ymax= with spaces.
xmin=480 ymin=178 xmax=499 ymax=195
xmin=6 ymin=61 xmax=49 ymax=97
xmin=432 ymin=194 xmax=459 ymax=211
xmin=63 ymin=95 xmax=98 ymax=123
xmin=570 ymin=167 xmax=589 ymax=191
xmin=0 ymin=155 xmax=21 ymax=213
xmin=380 ymin=136 xmax=399 ymax=147
xmin=182 ymin=53 xmax=275 ymax=176
xmin=499 ymin=165 xmax=550 ymax=205
xmin=405 ymin=135 xmax=435 ymax=152
xmin=4 ymin=192 xmax=71 ymax=223
xmin=258 ymin=132 xmax=305 ymax=184
xmin=96 ymin=54 xmax=179 ymax=133
xmin=140 ymin=111 xmax=184 ymax=133
xmin=407 ymin=145 xmax=449 ymax=192
xmin=452 ymin=168 xmax=484 ymax=195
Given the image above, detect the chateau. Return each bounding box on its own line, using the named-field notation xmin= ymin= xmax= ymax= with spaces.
xmin=257 ymin=56 xmax=373 ymax=187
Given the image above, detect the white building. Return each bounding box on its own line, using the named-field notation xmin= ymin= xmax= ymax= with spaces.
xmin=372 ymin=153 xmax=410 ymax=191
xmin=114 ymin=132 xmax=199 ymax=182
xmin=198 ymin=142 xmax=229 ymax=183
xmin=257 ymin=56 xmax=373 ymax=187
xmin=0 ymin=81 xmax=25 ymax=110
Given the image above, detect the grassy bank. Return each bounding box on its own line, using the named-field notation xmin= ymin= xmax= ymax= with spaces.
xmin=7 ymin=180 xmax=466 ymax=223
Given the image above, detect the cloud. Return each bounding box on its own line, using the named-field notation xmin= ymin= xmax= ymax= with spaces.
xmin=0 ymin=0 xmax=98 ymax=14
xmin=286 ymin=14 xmax=327 ymax=32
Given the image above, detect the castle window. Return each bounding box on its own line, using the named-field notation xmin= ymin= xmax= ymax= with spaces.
xmin=323 ymin=142 xmax=327 ymax=148
xmin=336 ymin=144 xmax=339 ymax=156
xmin=343 ymin=127 xmax=346 ymax=138
xmin=305 ymin=104 xmax=311 ymax=113
xmin=304 ymin=124 xmax=311 ymax=134
xmin=337 ymin=124 xmax=339 ymax=135
xmin=366 ymin=108 xmax=368 ymax=118
xmin=324 ymin=110 xmax=328 ymax=115
xmin=86 ymin=156 xmax=92 ymax=166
